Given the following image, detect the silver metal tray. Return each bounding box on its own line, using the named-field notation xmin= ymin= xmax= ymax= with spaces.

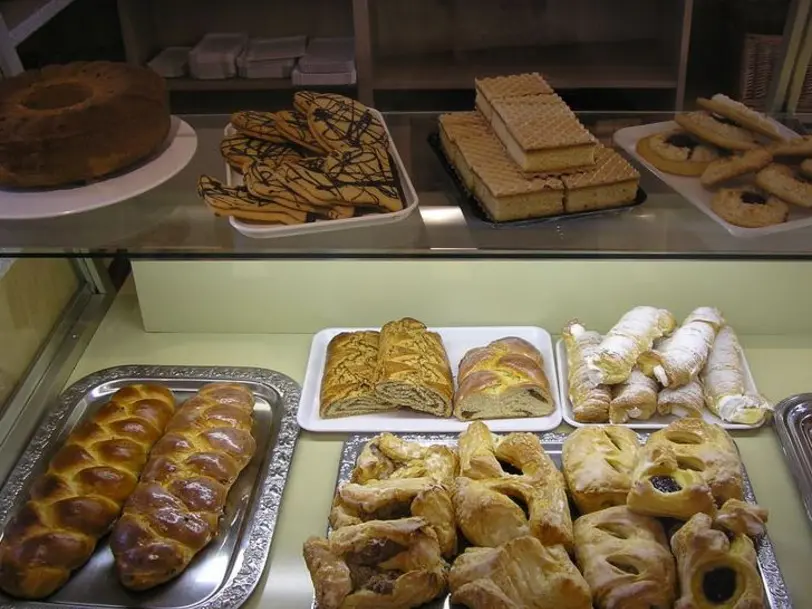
xmin=0 ymin=365 xmax=302 ymax=609
xmin=775 ymin=393 xmax=812 ymax=524
xmin=325 ymin=432 xmax=793 ymax=609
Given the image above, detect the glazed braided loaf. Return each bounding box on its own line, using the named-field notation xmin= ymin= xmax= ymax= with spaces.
xmin=111 ymin=383 xmax=256 ymax=590
xmin=0 ymin=384 xmax=176 ymax=599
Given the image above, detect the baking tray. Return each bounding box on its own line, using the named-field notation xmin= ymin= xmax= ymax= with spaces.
xmin=555 ymin=338 xmax=769 ymax=430
xmin=318 ymin=432 xmax=793 ymax=609
xmin=774 ymin=394 xmax=812 ymax=524
xmin=298 ymin=325 xmax=562 ymax=433
xmin=613 ymin=120 xmax=812 ymax=239
xmin=0 ymin=365 xmax=302 ymax=609
xmin=224 ymin=108 xmax=418 ymax=238
xmin=427 ymin=132 xmax=647 ymax=228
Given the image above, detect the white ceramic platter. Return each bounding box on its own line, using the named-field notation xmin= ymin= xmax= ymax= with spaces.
xmin=224 ymin=108 xmax=419 ymax=238
xmin=613 ymin=120 xmax=812 ymax=238
xmin=0 ymin=116 xmax=197 ymax=220
xmin=298 ymin=326 xmax=562 ymax=433
xmin=554 ymin=338 xmax=766 ymax=430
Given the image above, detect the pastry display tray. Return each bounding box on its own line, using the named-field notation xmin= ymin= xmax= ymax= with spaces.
xmin=428 ymin=132 xmax=648 ymax=227
xmin=554 ymin=338 xmax=767 ymax=430
xmin=0 ymin=365 xmax=302 ymax=609
xmin=223 ymin=108 xmax=419 ymax=238
xmin=613 ymin=120 xmax=812 ymax=239
xmin=322 ymin=432 xmax=792 ymax=609
xmin=298 ymin=326 xmax=562 ymax=433
xmin=774 ymin=394 xmax=812 ymax=525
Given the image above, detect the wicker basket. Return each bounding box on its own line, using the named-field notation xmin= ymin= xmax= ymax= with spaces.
xmin=739 ymin=33 xmax=812 ymax=111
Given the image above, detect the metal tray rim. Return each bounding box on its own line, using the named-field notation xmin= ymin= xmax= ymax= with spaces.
xmin=774 ymin=393 xmax=812 ymax=524
xmin=0 ymin=364 xmax=302 ymax=609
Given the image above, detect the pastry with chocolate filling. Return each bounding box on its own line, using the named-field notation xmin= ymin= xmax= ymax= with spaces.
xmin=756 ymin=163 xmax=812 ymax=208
xmin=710 ymin=188 xmax=788 ymax=228
xmin=636 ymin=129 xmax=720 ymax=176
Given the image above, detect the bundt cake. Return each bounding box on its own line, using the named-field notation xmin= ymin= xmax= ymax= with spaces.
xmin=0 ymin=61 xmax=171 ymax=188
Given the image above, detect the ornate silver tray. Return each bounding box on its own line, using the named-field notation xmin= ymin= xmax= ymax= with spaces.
xmin=325 ymin=432 xmax=793 ymax=609
xmin=0 ymin=365 xmax=302 ymax=609
xmin=775 ymin=393 xmax=812 ymax=525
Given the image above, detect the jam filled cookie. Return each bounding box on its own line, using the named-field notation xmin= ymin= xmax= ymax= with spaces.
xmin=636 ymin=130 xmax=720 ymax=176
xmin=755 ymin=163 xmax=812 ymax=207
xmin=700 ymin=147 xmax=772 ymax=188
xmin=768 ymin=135 xmax=812 ymax=157
xmin=710 ymin=188 xmax=789 ymax=228
xmin=308 ymin=94 xmax=389 ymax=152
xmin=230 ymin=111 xmax=287 ymax=143
xmin=219 ymin=133 xmax=305 ymax=173
xmin=697 ymin=94 xmax=784 ymax=140
xmin=675 ymin=111 xmax=758 ymax=151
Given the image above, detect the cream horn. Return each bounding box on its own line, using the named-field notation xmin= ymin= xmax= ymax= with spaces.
xmin=563 ymin=321 xmax=611 ymax=423
xmin=610 ymin=368 xmax=659 ymax=423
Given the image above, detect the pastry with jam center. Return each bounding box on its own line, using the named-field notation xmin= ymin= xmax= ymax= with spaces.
xmin=636 ymin=129 xmax=720 ymax=176
xmin=710 ymin=187 xmax=789 ymax=228
xmin=755 ymin=163 xmax=812 ymax=208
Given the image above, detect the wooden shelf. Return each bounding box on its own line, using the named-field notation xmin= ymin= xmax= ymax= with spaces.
xmin=0 ymin=0 xmax=76 ymax=45
xmin=373 ymin=40 xmax=679 ymax=91
xmin=165 ymin=77 xmax=356 ymax=92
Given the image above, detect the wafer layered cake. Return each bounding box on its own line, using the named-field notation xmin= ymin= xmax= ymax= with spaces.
xmin=475 ymin=72 xmax=554 ymax=120
xmin=563 ymin=145 xmax=640 ymax=212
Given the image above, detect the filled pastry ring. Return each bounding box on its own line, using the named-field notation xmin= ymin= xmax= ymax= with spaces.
xmin=351 ymin=433 xmax=458 ymax=486
xmin=303 ymin=517 xmax=447 ymax=609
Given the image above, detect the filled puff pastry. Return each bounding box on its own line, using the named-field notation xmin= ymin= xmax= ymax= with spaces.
xmin=320 ymin=331 xmax=387 ymax=418
xmin=659 ymin=379 xmax=705 ymax=418
xmin=562 ymin=426 xmax=639 ymax=514
xmin=374 ymin=318 xmax=454 ymax=417
xmin=573 ymin=506 xmax=676 ymax=609
xmin=449 ymin=535 xmax=592 ymax=609
xmin=458 ymin=420 xmax=557 ymax=481
xmin=639 ymin=307 xmax=725 ymax=388
xmin=351 ymin=433 xmax=458 ymax=486
xmin=303 ymin=517 xmax=447 ymax=609
xmin=609 ymin=368 xmax=658 ymax=423
xmin=589 ymin=306 xmax=677 ymax=385
xmin=562 ymin=321 xmax=612 ymax=423
xmin=714 ymin=499 xmax=769 ymax=538
xmin=702 ymin=326 xmax=772 ymax=426
xmin=329 ymin=477 xmax=457 ymax=558
xmin=671 ymin=513 xmax=764 ymax=609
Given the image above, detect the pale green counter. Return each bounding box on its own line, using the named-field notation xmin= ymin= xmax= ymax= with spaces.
xmin=67 ymin=282 xmax=812 ymax=608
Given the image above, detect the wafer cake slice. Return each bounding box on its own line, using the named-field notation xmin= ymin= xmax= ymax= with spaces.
xmin=562 ymin=145 xmax=640 ymax=213
xmin=475 ymin=72 xmax=554 ymax=120
xmin=438 ymin=112 xmax=492 ymax=191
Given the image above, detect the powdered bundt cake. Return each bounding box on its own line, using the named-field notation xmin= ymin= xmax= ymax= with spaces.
xmin=0 ymin=61 xmax=171 ymax=188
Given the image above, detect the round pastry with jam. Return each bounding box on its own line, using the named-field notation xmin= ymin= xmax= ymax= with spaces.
xmin=636 ymin=129 xmax=720 ymax=176
xmin=710 ymin=187 xmax=789 ymax=228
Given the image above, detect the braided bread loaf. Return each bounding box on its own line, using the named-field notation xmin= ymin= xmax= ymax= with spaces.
xmin=0 ymin=384 xmax=176 ymax=599
xmin=111 ymin=383 xmax=256 ymax=590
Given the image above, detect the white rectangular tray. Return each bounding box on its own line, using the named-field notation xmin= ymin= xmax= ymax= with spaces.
xmin=224 ymin=108 xmax=418 ymax=238
xmin=554 ymin=338 xmax=766 ymax=430
xmin=613 ymin=120 xmax=812 ymax=238
xmin=298 ymin=326 xmax=563 ymax=433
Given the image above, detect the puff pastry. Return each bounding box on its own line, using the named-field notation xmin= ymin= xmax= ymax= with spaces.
xmin=714 ymin=499 xmax=769 ymax=538
xmin=458 ymin=421 xmax=556 ymax=481
xmin=609 ymin=368 xmax=659 ymax=423
xmin=351 ymin=433 xmax=458 ymax=486
xmin=303 ymin=517 xmax=447 ymax=609
xmin=449 ymin=535 xmax=592 ymax=609
xmin=562 ymin=426 xmax=639 ymax=514
xmin=329 ymin=477 xmax=457 ymax=558
xmin=659 ymin=378 xmax=705 ymax=418
xmin=589 ymin=306 xmax=677 ymax=385
xmin=702 ymin=326 xmax=772 ymax=425
xmin=374 ymin=318 xmax=454 ymax=417
xmin=320 ymin=331 xmax=388 ymax=418
xmin=562 ymin=321 xmax=612 ymax=423
xmin=639 ymin=307 xmax=724 ymax=388
xmin=454 ymin=337 xmax=554 ymax=420
xmin=671 ymin=513 xmax=764 ymax=609
xmin=573 ymin=506 xmax=676 ymax=609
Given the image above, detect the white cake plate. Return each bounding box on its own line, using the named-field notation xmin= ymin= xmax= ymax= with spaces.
xmin=0 ymin=116 xmax=197 ymax=220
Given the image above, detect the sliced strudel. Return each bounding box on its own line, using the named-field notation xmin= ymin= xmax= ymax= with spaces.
xmin=320 ymin=331 xmax=389 ymax=418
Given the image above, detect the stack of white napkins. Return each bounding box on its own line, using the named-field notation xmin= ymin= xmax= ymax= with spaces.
xmin=293 ymin=37 xmax=356 ymax=85
xmin=238 ymin=35 xmax=307 ymax=79
xmin=189 ymin=33 xmax=247 ymax=79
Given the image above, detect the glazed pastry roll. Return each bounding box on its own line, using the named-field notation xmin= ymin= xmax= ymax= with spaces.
xmin=449 ymin=536 xmax=592 ymax=609
xmin=639 ymin=307 xmax=724 ymax=388
xmin=609 ymin=368 xmax=659 ymax=423
xmin=573 ymin=506 xmax=676 ymax=609
xmin=320 ymin=331 xmax=389 ymax=418
xmin=658 ymin=378 xmax=705 ymax=418
xmin=562 ymin=426 xmax=639 ymax=514
xmin=375 ymin=318 xmax=454 ymax=417
xmin=671 ymin=513 xmax=765 ymax=609
xmin=702 ymin=326 xmax=772 ymax=425
xmin=562 ymin=321 xmax=611 ymax=422
xmin=589 ymin=306 xmax=677 ymax=385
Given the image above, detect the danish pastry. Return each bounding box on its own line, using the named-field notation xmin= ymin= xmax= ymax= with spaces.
xmin=562 ymin=426 xmax=639 ymax=514
xmin=449 ymin=536 xmax=592 ymax=609
xmin=573 ymin=506 xmax=676 ymax=609
xmin=636 ymin=130 xmax=720 ymax=176
xmin=714 ymin=498 xmax=769 ymax=538
xmin=609 ymin=368 xmax=659 ymax=423
xmin=671 ymin=513 xmax=764 ymax=609
xmin=351 ymin=433 xmax=458 ymax=486
xmin=320 ymin=331 xmax=389 ymax=419
xmin=303 ymin=517 xmax=447 ymax=609
xmin=562 ymin=321 xmax=612 ymax=423
xmin=709 ymin=188 xmax=789 ymax=229
xmin=458 ymin=421 xmax=555 ymax=481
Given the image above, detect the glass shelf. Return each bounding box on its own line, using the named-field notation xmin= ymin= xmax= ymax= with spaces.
xmin=1 ymin=111 xmax=812 ymax=259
